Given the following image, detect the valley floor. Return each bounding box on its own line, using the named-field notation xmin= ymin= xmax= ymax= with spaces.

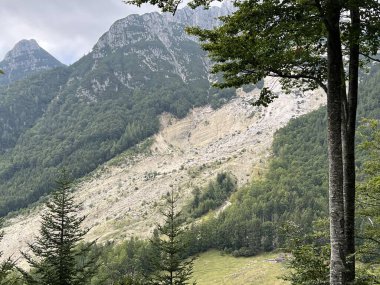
xmin=191 ymin=250 xmax=289 ymax=285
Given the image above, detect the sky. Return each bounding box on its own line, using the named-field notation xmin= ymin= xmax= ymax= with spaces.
xmin=0 ymin=0 xmax=159 ymax=64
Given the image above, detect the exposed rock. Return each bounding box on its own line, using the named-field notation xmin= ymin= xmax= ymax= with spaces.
xmin=1 ymin=80 xmax=326 ymax=268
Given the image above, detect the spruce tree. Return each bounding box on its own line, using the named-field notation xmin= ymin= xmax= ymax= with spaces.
xmin=149 ymin=191 xmax=196 ymax=285
xmin=21 ymin=172 xmax=96 ymax=285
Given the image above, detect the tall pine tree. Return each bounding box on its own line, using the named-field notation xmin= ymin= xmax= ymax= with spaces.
xmin=149 ymin=190 xmax=196 ymax=285
xmin=20 ymin=172 xmax=96 ymax=285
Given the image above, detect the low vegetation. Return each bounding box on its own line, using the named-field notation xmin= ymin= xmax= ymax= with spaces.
xmin=190 ymin=250 xmax=288 ymax=285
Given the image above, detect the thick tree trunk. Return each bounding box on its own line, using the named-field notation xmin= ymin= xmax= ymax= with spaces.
xmin=343 ymin=4 xmax=360 ymax=283
xmin=326 ymin=1 xmax=346 ymax=284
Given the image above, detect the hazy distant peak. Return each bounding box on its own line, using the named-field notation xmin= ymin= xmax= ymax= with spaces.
xmin=0 ymin=39 xmax=64 ymax=86
xmin=4 ymin=39 xmax=41 ymax=60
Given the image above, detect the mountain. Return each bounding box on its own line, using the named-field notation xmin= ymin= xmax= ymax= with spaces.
xmin=3 ymin=61 xmax=379 ymax=267
xmin=2 ymin=2 xmax=379 ymax=270
xmin=1 ymin=78 xmax=326 ymax=266
xmin=0 ymin=39 xmax=64 ymax=86
xmin=0 ymin=5 xmax=236 ymax=216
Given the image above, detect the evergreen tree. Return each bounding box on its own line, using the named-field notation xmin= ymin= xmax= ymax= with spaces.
xmin=20 ymin=172 xmax=96 ymax=285
xmin=149 ymin=191 xmax=196 ymax=285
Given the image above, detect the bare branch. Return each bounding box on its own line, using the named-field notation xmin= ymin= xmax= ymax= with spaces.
xmin=268 ymin=69 xmax=328 ymax=93
xmin=360 ymin=52 xmax=380 ymax=62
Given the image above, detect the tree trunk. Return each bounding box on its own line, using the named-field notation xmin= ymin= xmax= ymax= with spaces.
xmin=326 ymin=1 xmax=346 ymax=284
xmin=343 ymin=3 xmax=360 ymax=283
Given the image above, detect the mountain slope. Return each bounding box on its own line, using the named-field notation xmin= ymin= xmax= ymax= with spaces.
xmin=0 ymin=67 xmax=70 ymax=152
xmin=0 ymin=39 xmax=64 ymax=86
xmin=176 ymin=63 xmax=380 ymax=257
xmin=1 ymin=79 xmax=325 ymax=267
xmin=0 ymin=6 xmax=235 ymax=216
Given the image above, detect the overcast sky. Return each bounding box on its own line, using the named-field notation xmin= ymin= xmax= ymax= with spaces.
xmin=0 ymin=0 xmax=159 ymax=64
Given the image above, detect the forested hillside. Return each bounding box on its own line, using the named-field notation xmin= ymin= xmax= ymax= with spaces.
xmin=0 ymin=1 xmax=379 ymax=284
xmin=43 ymin=64 xmax=378 ymax=285
xmin=0 ymin=7 xmax=235 ymax=216
xmin=180 ymin=63 xmax=380 ymax=257
xmin=0 ymin=67 xmax=70 ymax=152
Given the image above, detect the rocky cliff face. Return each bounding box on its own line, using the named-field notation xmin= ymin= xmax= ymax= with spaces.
xmin=94 ymin=2 xmax=234 ymax=52
xmin=89 ymin=2 xmax=235 ymax=87
xmin=0 ymin=39 xmax=63 ymax=86
xmin=90 ymin=12 xmax=206 ymax=84
xmin=168 ymin=1 xmax=235 ymax=29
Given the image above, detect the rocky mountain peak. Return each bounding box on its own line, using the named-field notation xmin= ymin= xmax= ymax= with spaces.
xmin=169 ymin=1 xmax=236 ymax=29
xmin=88 ymin=2 xmax=236 ymax=86
xmin=92 ymin=12 xmax=186 ymax=54
xmin=3 ymin=39 xmax=41 ymax=60
xmin=0 ymin=39 xmax=64 ymax=86
xmin=93 ymin=1 xmax=235 ymax=53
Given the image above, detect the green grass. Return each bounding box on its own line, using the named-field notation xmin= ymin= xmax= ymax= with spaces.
xmin=190 ymin=250 xmax=289 ymax=285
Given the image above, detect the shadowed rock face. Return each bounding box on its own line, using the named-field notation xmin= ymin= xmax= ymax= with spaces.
xmin=0 ymin=39 xmax=64 ymax=86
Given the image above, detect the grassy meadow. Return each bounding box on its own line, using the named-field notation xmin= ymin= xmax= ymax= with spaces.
xmin=190 ymin=250 xmax=289 ymax=285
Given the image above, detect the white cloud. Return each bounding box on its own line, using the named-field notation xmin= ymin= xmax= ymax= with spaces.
xmin=0 ymin=0 xmax=158 ymax=64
